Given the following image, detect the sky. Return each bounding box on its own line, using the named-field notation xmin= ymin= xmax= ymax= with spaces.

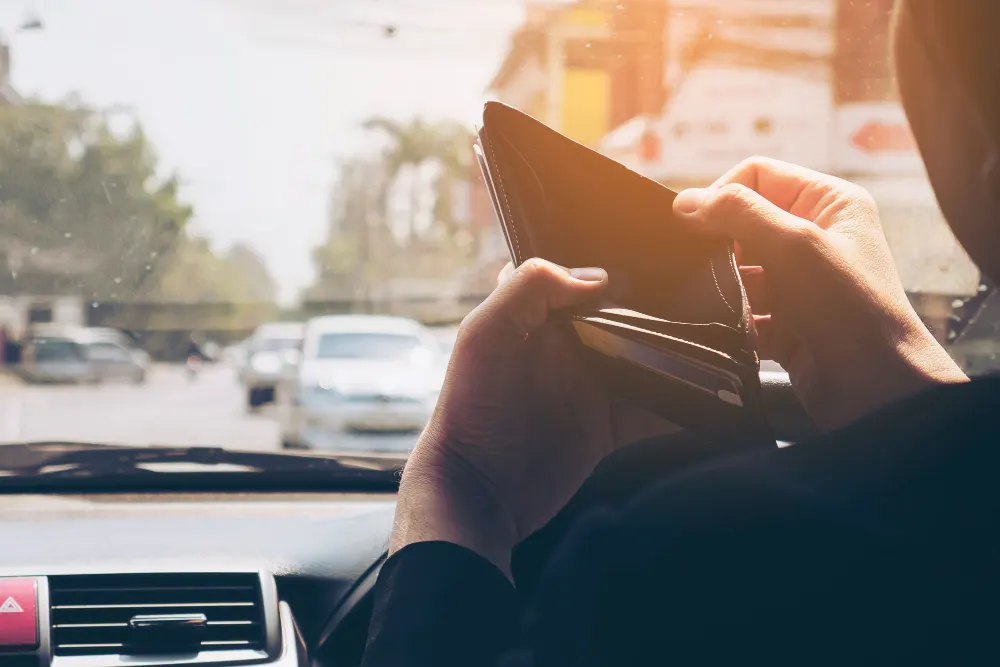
xmin=3 ymin=0 xmax=524 ymax=303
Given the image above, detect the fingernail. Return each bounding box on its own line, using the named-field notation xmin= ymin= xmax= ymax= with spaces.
xmin=674 ymin=188 xmax=707 ymax=215
xmin=569 ymin=267 xmax=607 ymax=282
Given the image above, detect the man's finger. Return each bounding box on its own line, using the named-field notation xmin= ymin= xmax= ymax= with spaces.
xmin=739 ymin=265 xmax=770 ymax=315
xmin=497 ymin=261 xmax=515 ymax=286
xmin=465 ymin=258 xmax=608 ymax=347
xmin=752 ymin=314 xmax=776 ymax=361
xmin=707 ymin=156 xmax=851 ymax=214
xmin=673 ymin=183 xmax=819 ymax=261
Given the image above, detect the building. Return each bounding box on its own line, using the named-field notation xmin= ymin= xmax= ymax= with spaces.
xmin=464 ymin=0 xmax=669 ymax=293
xmin=487 ymin=0 xmax=666 ymax=149
xmin=473 ymin=0 xmax=978 ymax=344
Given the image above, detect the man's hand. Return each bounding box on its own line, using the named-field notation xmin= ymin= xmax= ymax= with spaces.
xmin=673 ymin=157 xmax=967 ymax=430
xmin=390 ymin=259 xmax=675 ymax=577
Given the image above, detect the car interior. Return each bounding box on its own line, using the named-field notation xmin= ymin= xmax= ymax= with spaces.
xmin=0 ymin=1 xmax=982 ymax=666
xmin=0 ymin=380 xmax=815 ymax=667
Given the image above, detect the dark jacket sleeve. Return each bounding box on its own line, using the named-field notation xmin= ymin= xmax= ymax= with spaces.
xmin=361 ymin=541 xmax=520 ymax=667
xmin=361 ymin=379 xmax=1000 ymax=667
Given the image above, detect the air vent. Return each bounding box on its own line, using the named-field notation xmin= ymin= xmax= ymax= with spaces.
xmin=48 ymin=573 xmax=266 ymax=657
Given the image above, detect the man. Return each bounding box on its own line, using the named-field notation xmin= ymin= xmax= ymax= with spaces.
xmin=363 ymin=2 xmax=1000 ymax=665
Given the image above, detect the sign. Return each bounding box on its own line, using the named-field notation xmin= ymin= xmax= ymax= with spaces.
xmin=850 ymin=120 xmax=917 ymax=153
xmin=0 ymin=578 xmax=38 ymax=649
xmin=604 ymin=64 xmax=832 ymax=183
xmin=638 ymin=130 xmax=660 ymax=162
xmin=831 ymin=103 xmax=925 ymax=176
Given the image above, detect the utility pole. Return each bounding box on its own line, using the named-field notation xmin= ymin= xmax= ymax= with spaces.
xmin=0 ymin=16 xmax=43 ymax=104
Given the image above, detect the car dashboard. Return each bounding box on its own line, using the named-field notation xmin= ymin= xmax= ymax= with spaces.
xmin=1 ymin=492 xmax=398 ymax=667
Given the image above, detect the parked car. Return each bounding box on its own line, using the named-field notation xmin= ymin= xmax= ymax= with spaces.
xmin=19 ymin=329 xmax=148 ymax=385
xmin=19 ymin=337 xmax=95 ymax=384
xmin=81 ymin=337 xmax=148 ymax=384
xmin=277 ymin=315 xmax=446 ymax=452
xmin=241 ymin=321 xmax=305 ymax=410
xmin=27 ymin=324 xmax=150 ymax=364
xmin=80 ymin=327 xmax=151 ymax=368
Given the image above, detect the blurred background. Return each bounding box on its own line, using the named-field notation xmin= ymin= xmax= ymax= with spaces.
xmin=0 ymin=0 xmax=993 ymax=453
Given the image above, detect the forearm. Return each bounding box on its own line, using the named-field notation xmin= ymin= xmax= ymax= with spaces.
xmin=390 ymin=446 xmax=519 ymax=579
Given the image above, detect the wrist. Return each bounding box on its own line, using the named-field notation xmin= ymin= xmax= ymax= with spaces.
xmin=899 ymin=328 xmax=968 ymax=385
xmin=390 ymin=444 xmax=518 ymax=579
xmin=883 ymin=317 xmax=968 ymax=405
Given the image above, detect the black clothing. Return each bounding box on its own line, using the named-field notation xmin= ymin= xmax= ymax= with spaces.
xmin=362 ymin=377 xmax=1000 ymax=666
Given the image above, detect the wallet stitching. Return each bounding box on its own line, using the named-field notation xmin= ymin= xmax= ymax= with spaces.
xmin=484 ymin=131 xmax=523 ymax=264
xmin=710 ymin=256 xmax=739 ymax=319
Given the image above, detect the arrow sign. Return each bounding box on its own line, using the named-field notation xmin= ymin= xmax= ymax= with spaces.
xmin=850 ymin=120 xmax=917 ymax=153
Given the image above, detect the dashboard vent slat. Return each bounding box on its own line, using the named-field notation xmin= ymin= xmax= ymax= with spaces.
xmin=49 ymin=574 xmax=265 ymax=657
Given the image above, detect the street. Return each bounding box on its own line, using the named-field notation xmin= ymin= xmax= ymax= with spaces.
xmin=0 ymin=365 xmax=283 ymax=451
xmin=0 ymin=326 xmax=461 ymax=451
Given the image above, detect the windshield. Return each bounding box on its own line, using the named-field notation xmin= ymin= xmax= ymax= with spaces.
xmin=31 ymin=340 xmax=82 ymax=362
xmin=255 ymin=338 xmax=302 ymax=353
xmin=0 ymin=0 xmax=988 ymax=476
xmin=315 ymin=333 xmax=425 ymax=360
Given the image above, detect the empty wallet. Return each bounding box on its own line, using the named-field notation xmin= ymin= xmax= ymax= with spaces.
xmin=474 ymin=102 xmax=774 ymax=446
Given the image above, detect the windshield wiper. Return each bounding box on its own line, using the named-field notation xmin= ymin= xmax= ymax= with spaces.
xmin=0 ymin=441 xmax=404 ymax=493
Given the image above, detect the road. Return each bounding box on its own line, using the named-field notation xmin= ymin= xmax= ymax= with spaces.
xmin=0 ymin=364 xmax=284 ymax=450
xmin=0 ymin=327 xmax=461 ymax=450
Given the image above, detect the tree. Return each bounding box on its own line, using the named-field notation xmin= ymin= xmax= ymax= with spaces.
xmin=0 ymin=98 xmax=266 ymax=306
xmin=225 ymin=242 xmax=277 ymax=303
xmin=362 ymin=116 xmax=473 ymax=241
xmin=304 ymin=118 xmax=479 ymax=303
xmin=0 ymin=100 xmax=190 ymax=300
xmin=304 ymin=157 xmax=391 ymax=302
xmin=145 ymin=236 xmax=242 ymax=303
xmin=146 ymin=237 xmax=278 ymax=304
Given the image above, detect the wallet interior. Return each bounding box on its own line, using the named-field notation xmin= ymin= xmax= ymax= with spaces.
xmin=477 ymin=102 xmax=750 ymax=337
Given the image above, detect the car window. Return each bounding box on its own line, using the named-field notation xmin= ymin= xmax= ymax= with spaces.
xmin=255 ymin=338 xmax=302 ymax=353
xmin=314 ymin=333 xmax=425 ymax=360
xmin=86 ymin=343 xmax=130 ymax=362
xmin=0 ymin=0 xmax=983 ymax=463
xmin=31 ymin=340 xmax=83 ymax=362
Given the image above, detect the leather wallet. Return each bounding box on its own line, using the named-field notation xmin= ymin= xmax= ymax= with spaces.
xmin=475 ymin=102 xmax=773 ymax=446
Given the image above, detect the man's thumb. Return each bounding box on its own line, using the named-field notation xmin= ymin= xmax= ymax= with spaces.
xmin=465 ymin=258 xmax=607 ymax=345
xmin=673 ymin=185 xmax=810 ymax=260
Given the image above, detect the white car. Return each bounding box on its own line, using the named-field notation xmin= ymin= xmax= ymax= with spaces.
xmin=240 ymin=321 xmax=305 ymax=410
xmin=277 ymin=315 xmax=446 ymax=452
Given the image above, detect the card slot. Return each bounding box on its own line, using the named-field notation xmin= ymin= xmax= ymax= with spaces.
xmin=575 ymin=316 xmax=754 ymax=378
xmin=573 ymin=319 xmax=744 ymax=407
xmin=583 ymin=307 xmax=755 ymax=364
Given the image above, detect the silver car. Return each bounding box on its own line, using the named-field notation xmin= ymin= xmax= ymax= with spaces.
xmin=19 ymin=337 xmax=96 ymax=384
xmin=81 ymin=338 xmax=148 ymax=384
xmin=241 ymin=322 xmax=306 ymax=410
xmin=19 ymin=331 xmax=148 ymax=385
xmin=277 ymin=315 xmax=446 ymax=452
